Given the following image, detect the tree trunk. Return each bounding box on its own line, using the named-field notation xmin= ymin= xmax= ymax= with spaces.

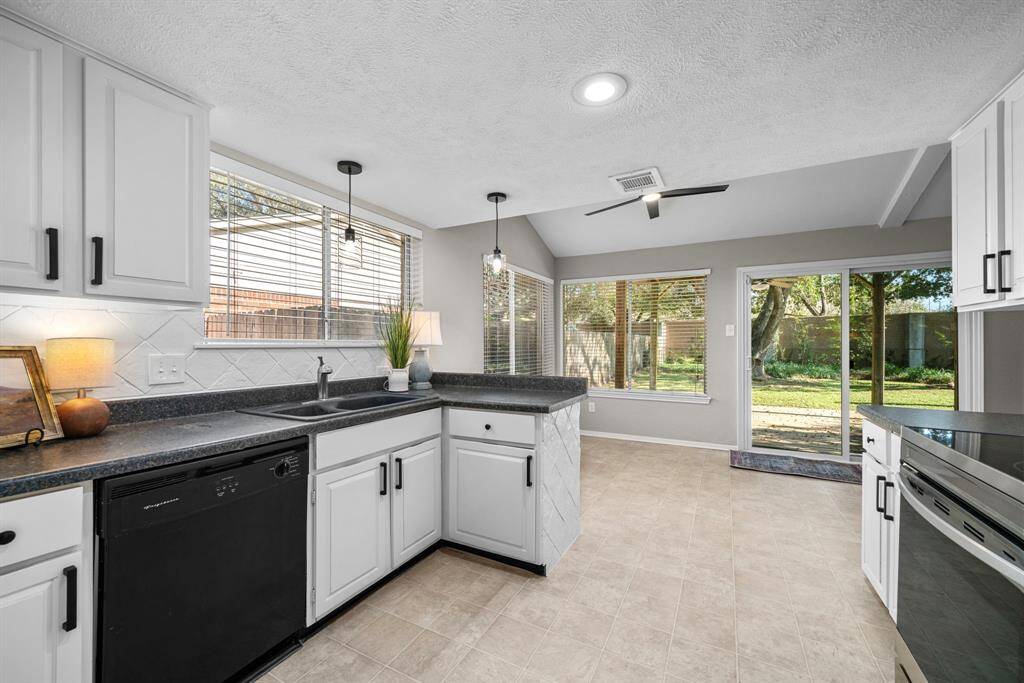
xmin=614 ymin=281 xmax=627 ymax=389
xmin=871 ymin=272 xmax=886 ymax=405
xmin=649 ymin=304 xmax=659 ymax=390
xmin=750 ymin=285 xmax=789 ymax=380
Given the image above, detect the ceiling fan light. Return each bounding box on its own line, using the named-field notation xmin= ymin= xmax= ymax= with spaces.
xmin=642 ymin=192 xmax=662 ymax=202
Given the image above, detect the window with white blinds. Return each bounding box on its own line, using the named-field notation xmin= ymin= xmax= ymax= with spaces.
xmin=562 ymin=271 xmax=708 ymax=395
xmin=483 ymin=264 xmax=555 ymax=376
xmin=207 ymin=169 xmax=421 ymax=341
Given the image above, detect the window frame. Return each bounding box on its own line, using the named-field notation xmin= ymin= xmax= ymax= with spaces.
xmin=200 ymin=153 xmax=422 ymax=348
xmin=482 ymin=260 xmax=556 ymax=376
xmin=560 ymin=268 xmax=711 ymax=403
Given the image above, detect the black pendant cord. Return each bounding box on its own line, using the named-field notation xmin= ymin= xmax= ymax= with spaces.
xmin=347 ymin=173 xmax=352 ymax=229
xmin=494 ymin=200 xmax=499 ymax=250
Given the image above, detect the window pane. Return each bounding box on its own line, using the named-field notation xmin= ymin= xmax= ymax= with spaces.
xmin=562 ymin=280 xmax=620 ymax=388
xmin=207 ymin=170 xmax=324 ymax=340
xmin=483 ymin=266 xmax=554 ymax=375
xmin=483 ymin=265 xmax=511 ymax=373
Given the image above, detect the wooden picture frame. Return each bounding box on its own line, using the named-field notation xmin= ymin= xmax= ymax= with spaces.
xmin=0 ymin=346 xmax=63 ymax=448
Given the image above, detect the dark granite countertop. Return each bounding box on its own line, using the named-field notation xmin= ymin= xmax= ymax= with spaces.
xmin=856 ymin=405 xmax=1024 ymax=437
xmin=0 ymin=377 xmax=586 ymax=498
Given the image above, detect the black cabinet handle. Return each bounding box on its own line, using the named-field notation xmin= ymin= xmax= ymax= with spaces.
xmin=526 ymin=455 xmax=533 ymax=487
xmin=395 ymin=457 xmax=403 ymax=490
xmin=0 ymin=530 xmax=15 ymax=545
xmin=999 ymin=250 xmax=1012 ymax=292
xmin=484 ymin=424 xmax=492 ymax=431
xmin=883 ymin=482 xmax=895 ymax=521
xmin=866 ymin=436 xmax=875 ymax=444
xmin=90 ymin=236 xmax=103 ymax=285
xmin=875 ymin=475 xmax=885 ymax=513
xmin=379 ymin=462 xmax=387 ymax=496
xmin=62 ymin=565 xmax=77 ymax=632
xmin=45 ymin=228 xmax=59 ymax=280
xmin=983 ymin=253 xmax=996 ymax=294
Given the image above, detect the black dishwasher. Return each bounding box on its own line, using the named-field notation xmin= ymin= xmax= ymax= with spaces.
xmin=97 ymin=438 xmax=308 ymax=682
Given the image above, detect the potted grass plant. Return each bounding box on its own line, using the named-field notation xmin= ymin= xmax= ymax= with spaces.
xmin=377 ymin=301 xmax=416 ymax=392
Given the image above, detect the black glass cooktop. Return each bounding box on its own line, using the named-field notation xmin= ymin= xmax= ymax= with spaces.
xmin=908 ymin=426 xmax=1024 ymax=485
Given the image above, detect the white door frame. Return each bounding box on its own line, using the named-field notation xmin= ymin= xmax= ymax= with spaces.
xmin=736 ymin=251 xmax=962 ymax=460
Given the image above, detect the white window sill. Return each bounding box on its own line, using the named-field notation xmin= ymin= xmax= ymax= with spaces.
xmin=194 ymin=340 xmax=382 ymax=350
xmin=586 ymin=389 xmax=711 ymax=404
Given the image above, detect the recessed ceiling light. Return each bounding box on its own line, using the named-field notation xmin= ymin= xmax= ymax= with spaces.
xmin=572 ymin=72 xmax=627 ymax=106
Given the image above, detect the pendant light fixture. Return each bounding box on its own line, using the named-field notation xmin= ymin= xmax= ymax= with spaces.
xmin=337 ymin=160 xmax=363 ymax=253
xmin=485 ymin=192 xmax=507 ymax=274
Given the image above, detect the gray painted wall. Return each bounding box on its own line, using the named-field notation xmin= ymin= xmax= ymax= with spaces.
xmin=422 ymin=215 xmax=555 ymax=372
xmin=984 ymin=311 xmax=1024 ymax=414
xmin=555 ymin=217 xmax=952 ymax=446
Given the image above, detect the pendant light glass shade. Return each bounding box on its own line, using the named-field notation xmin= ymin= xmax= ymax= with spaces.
xmin=486 ymin=192 xmax=507 ymax=274
xmin=342 ymin=225 xmax=357 ymax=252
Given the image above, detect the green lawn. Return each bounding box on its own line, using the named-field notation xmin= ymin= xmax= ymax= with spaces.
xmin=752 ymin=377 xmax=953 ymax=410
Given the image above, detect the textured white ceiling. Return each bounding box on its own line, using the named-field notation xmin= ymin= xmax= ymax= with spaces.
xmin=6 ymin=0 xmax=1021 ymax=232
xmin=527 ymin=149 xmax=952 ymax=257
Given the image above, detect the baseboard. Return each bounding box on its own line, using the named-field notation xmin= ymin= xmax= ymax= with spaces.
xmin=581 ymin=429 xmax=735 ymax=452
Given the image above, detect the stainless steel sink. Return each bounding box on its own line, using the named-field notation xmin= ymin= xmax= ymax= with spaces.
xmin=239 ymin=392 xmax=424 ymax=421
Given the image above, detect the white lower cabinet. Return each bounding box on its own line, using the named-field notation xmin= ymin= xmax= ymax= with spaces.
xmin=313 ymin=454 xmax=391 ymax=619
xmin=861 ymin=455 xmax=889 ymax=598
xmin=0 ymin=550 xmax=83 ymax=683
xmin=391 ymin=438 xmax=442 ymax=568
xmin=445 ymin=439 xmax=536 ymax=563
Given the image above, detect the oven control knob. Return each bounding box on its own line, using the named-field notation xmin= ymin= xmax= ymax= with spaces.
xmin=274 ymin=461 xmax=291 ymax=478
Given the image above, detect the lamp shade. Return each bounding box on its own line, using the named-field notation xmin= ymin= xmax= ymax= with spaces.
xmin=45 ymin=338 xmax=115 ymax=390
xmin=411 ymin=311 xmax=443 ymax=347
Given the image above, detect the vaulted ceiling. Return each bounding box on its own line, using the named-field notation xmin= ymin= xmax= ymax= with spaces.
xmin=6 ymin=0 xmax=1021 ymax=247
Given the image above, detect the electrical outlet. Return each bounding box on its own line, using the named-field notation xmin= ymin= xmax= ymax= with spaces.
xmin=148 ymin=354 xmax=186 ymax=385
xmin=725 ymin=324 xmax=735 ymax=337
xmin=587 ymin=401 xmax=596 ymax=413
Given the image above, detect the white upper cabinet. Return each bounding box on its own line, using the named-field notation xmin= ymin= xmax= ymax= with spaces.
xmin=0 ymin=16 xmax=63 ymax=292
xmin=951 ymin=102 xmax=1002 ymax=307
xmin=1004 ymin=75 xmax=1024 ymax=299
xmin=83 ymin=58 xmax=209 ymax=303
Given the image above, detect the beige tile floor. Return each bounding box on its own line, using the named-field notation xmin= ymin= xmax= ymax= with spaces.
xmin=261 ymin=436 xmax=895 ymax=682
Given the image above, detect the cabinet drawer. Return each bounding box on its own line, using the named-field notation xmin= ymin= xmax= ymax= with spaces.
xmin=315 ymin=408 xmax=440 ymax=471
xmin=862 ymin=420 xmax=889 ymax=467
xmin=448 ymin=409 xmax=535 ymax=445
xmin=0 ymin=487 xmax=83 ymax=568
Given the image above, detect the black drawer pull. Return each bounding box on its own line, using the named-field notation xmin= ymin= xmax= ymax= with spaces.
xmin=45 ymin=228 xmax=59 ymax=280
xmin=91 ymin=236 xmax=103 ymax=285
xmin=0 ymin=530 xmax=15 ymax=545
xmin=395 ymin=457 xmax=403 ymax=490
xmin=526 ymin=455 xmax=533 ymax=487
xmin=866 ymin=436 xmax=875 ymax=444
xmin=484 ymin=424 xmax=492 ymax=431
xmin=379 ymin=462 xmax=387 ymax=496
xmin=62 ymin=565 xmax=77 ymax=632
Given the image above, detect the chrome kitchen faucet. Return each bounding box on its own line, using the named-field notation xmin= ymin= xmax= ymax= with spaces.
xmin=316 ymin=356 xmax=333 ymax=400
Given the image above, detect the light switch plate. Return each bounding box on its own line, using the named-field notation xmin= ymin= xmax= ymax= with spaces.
xmin=148 ymin=353 xmax=187 ymax=385
xmin=725 ymin=324 xmax=735 ymax=337
xmin=587 ymin=401 xmax=596 ymax=413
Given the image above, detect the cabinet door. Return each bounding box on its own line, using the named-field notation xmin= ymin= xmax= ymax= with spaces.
xmin=313 ymin=454 xmax=391 ymax=619
xmin=83 ymin=57 xmax=209 ymax=303
xmin=951 ymin=103 xmax=1002 ymax=307
xmin=1005 ymin=75 xmax=1024 ymax=299
xmin=391 ymin=438 xmax=442 ymax=568
xmin=446 ymin=439 xmax=536 ymax=563
xmin=0 ymin=17 xmax=63 ymax=292
xmin=884 ymin=476 xmax=900 ymax=622
xmin=0 ymin=551 xmax=82 ymax=683
xmin=860 ymin=455 xmax=888 ymax=603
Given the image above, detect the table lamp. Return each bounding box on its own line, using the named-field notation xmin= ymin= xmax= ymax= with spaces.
xmin=408 ymin=311 xmax=443 ymax=390
xmin=45 ymin=337 xmax=115 ymax=438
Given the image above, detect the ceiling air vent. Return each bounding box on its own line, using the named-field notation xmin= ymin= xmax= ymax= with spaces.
xmin=608 ymin=167 xmax=664 ymax=196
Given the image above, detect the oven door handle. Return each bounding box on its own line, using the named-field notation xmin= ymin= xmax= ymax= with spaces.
xmin=899 ymin=471 xmax=1024 ymax=591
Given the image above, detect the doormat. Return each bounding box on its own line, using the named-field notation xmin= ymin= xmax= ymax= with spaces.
xmin=730 ymin=450 xmax=860 ymax=484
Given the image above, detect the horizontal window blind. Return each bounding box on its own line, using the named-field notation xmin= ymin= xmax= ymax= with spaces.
xmin=562 ymin=274 xmax=707 ymax=394
xmin=207 ymin=169 xmax=421 ymax=341
xmin=483 ymin=265 xmax=554 ymax=376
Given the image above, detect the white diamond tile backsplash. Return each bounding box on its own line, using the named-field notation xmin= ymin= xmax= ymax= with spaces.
xmin=0 ymin=296 xmax=386 ymax=400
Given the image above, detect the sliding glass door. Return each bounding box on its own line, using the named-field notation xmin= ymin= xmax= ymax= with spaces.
xmin=743 ymin=261 xmax=954 ymax=460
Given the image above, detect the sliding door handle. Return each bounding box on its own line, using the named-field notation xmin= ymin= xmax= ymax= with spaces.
xmin=379 ymin=462 xmax=387 ymax=496
xmin=882 ymin=481 xmax=895 ymax=522
xmin=526 ymin=455 xmax=533 ymax=487
xmin=45 ymin=228 xmax=59 ymax=280
xmin=875 ymin=475 xmax=886 ymax=513
xmin=90 ymin=236 xmax=104 ymax=286
xmin=999 ymin=250 xmax=1012 ymax=292
xmin=62 ymin=565 xmax=77 ymax=632
xmin=394 ymin=457 xmax=403 ymax=490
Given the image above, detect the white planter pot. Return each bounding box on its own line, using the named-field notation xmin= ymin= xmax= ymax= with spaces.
xmin=385 ymin=367 xmax=409 ymax=392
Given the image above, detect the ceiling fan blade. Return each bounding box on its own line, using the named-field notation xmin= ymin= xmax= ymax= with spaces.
xmin=584 ymin=196 xmax=641 ymax=216
xmin=660 ymin=184 xmax=729 ymax=198
xmin=646 ymin=199 xmax=660 ymax=219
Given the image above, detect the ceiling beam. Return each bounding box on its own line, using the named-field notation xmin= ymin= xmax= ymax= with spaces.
xmin=878 ymin=143 xmax=949 ymax=228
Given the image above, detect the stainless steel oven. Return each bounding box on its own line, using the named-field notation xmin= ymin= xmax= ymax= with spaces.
xmin=897 ymin=430 xmax=1024 ymax=682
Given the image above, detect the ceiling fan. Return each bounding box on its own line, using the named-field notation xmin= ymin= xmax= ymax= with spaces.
xmin=585 ymin=184 xmax=729 ymax=220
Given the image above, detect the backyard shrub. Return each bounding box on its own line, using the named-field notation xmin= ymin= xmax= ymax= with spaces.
xmin=764 ymin=360 xmax=953 ymax=385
